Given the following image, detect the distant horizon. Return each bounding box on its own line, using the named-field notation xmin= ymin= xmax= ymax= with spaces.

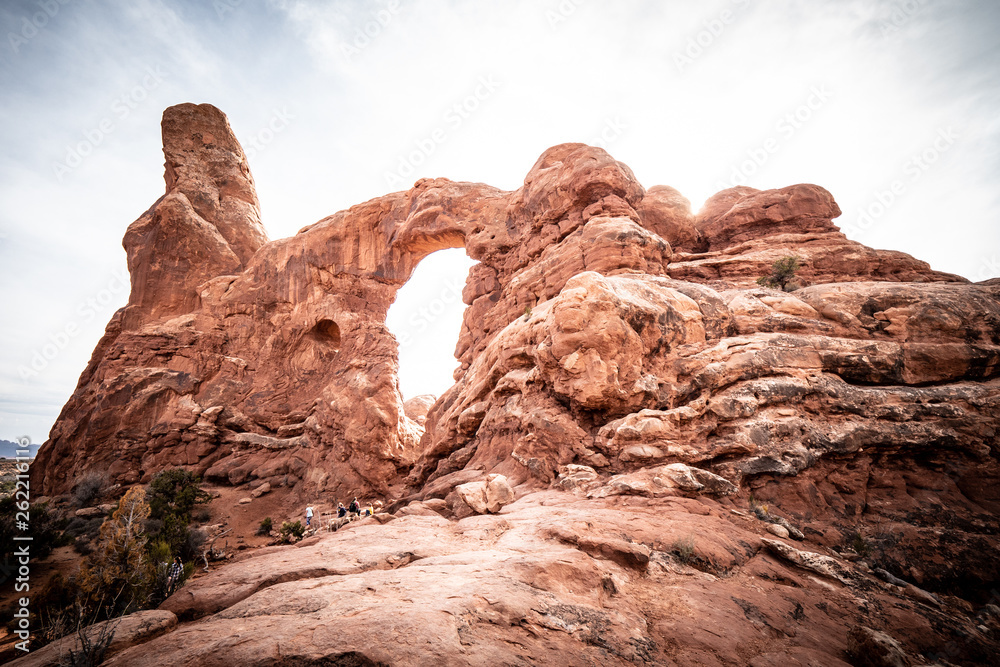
xmin=0 ymin=438 xmax=41 ymax=459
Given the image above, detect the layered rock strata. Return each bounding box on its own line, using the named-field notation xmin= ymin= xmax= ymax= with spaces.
xmin=27 ymin=103 xmax=1000 ymax=664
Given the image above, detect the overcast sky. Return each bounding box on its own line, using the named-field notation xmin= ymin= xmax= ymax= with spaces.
xmin=1 ymin=0 xmax=998 ymax=444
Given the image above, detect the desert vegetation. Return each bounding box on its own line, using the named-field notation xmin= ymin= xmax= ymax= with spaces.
xmin=2 ymin=468 xmax=208 ymax=656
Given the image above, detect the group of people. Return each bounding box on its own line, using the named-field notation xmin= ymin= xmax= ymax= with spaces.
xmin=304 ymin=497 xmax=376 ymax=529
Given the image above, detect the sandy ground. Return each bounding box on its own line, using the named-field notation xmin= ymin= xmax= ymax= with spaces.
xmin=196 ymin=483 xmax=348 ymax=555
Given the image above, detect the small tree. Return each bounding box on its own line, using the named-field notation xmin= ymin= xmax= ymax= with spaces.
xmin=757 ymin=255 xmax=802 ymax=291
xmin=147 ymin=469 xmax=211 ymax=559
xmin=78 ymin=486 xmax=154 ymax=618
xmin=148 ymin=469 xmax=211 ymax=520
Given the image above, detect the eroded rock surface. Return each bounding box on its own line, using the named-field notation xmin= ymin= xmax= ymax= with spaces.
xmin=100 ymin=493 xmax=998 ymax=666
xmin=30 ymin=103 xmax=1000 ymax=665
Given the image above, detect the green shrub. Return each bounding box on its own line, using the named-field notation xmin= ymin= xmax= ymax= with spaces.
xmin=757 ymin=255 xmax=802 ymax=291
xmin=148 ymin=540 xmax=174 ymax=602
xmin=850 ymin=532 xmax=870 ymax=557
xmin=146 ymin=469 xmax=211 ymax=558
xmin=671 ymin=536 xmax=696 ymax=564
xmin=280 ymin=520 xmax=305 ymax=543
xmin=73 ymin=471 xmax=107 ymax=505
xmin=73 ymin=535 xmax=94 ymax=556
xmin=0 ymin=497 xmax=68 ymax=562
xmin=148 ymin=539 xmax=172 ymax=566
xmin=257 ymin=517 xmax=273 ymax=536
xmin=148 ymin=469 xmax=211 ymax=521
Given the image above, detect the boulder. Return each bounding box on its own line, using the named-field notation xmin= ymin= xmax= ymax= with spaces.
xmin=455 ymin=474 xmax=514 ymax=515
xmin=74 ymin=507 xmax=105 ymax=518
xmin=484 ymin=473 xmax=515 ymax=512
xmin=767 ymin=523 xmax=790 ymax=539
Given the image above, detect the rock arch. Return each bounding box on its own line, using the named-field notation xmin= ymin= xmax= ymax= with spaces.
xmin=387 ymin=248 xmax=475 ymax=401
xmin=32 ymin=103 xmax=969 ymax=504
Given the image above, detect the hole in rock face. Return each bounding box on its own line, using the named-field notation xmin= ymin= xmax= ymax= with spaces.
xmin=386 ymin=248 xmax=476 ymax=403
xmin=312 ymin=319 xmax=341 ymax=351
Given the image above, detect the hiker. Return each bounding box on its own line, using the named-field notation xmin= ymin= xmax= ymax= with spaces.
xmin=166 ymin=556 xmax=183 ymax=594
xmin=348 ymin=497 xmax=360 ymax=516
xmin=337 ymin=502 xmax=347 ymax=518
xmin=366 ymin=504 xmax=374 ymax=517
xmin=305 ymin=505 xmax=314 ymax=528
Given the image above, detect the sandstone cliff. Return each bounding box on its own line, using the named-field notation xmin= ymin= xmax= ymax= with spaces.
xmin=26 ymin=104 xmax=1000 ymax=666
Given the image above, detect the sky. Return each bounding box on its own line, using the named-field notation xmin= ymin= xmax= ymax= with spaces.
xmin=1 ymin=0 xmax=998 ymax=444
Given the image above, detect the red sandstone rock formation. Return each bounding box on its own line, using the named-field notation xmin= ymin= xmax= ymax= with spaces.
xmin=25 ymin=103 xmax=1000 ymax=666
xmin=402 ymin=394 xmax=436 ymax=427
xmin=86 ymin=489 xmax=1000 ymax=665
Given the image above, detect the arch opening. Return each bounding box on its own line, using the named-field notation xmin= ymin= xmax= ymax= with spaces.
xmin=386 ymin=248 xmax=476 ymax=406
